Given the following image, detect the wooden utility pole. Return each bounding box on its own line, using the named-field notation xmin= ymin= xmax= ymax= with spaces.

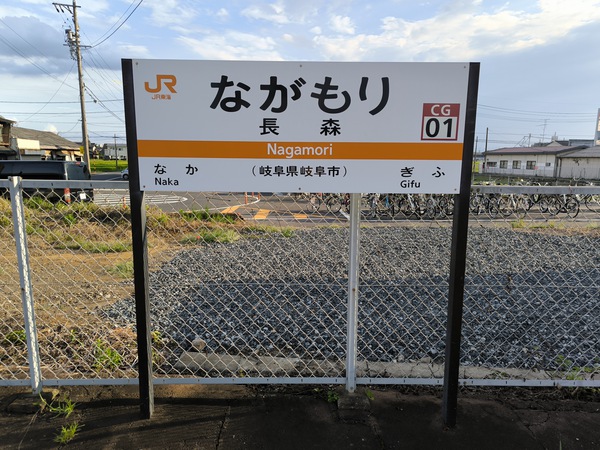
xmin=54 ymin=0 xmax=90 ymax=167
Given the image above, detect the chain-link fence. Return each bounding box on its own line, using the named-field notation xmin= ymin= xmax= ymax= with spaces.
xmin=1 ymin=179 xmax=599 ymax=389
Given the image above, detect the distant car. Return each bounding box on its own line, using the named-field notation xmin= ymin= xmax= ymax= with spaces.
xmin=121 ymin=168 xmax=129 ymax=180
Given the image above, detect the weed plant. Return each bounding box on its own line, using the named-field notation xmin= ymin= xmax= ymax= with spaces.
xmin=108 ymin=261 xmax=134 ymax=278
xmin=3 ymin=329 xmax=26 ymax=345
xmin=54 ymin=422 xmax=82 ymax=444
xmin=94 ymin=339 xmax=123 ymax=371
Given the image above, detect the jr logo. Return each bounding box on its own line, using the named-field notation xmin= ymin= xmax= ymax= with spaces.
xmin=144 ymin=75 xmax=177 ymax=94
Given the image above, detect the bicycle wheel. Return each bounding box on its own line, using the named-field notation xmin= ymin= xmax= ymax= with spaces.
xmin=486 ymin=198 xmax=500 ymax=219
xmin=378 ymin=194 xmax=395 ymax=218
xmin=470 ymin=194 xmax=485 ymax=215
xmin=546 ymin=195 xmax=564 ymax=217
xmin=584 ymin=194 xmax=600 ymax=212
xmin=497 ymin=196 xmax=512 ymax=217
xmin=308 ymin=194 xmax=322 ymax=212
xmin=422 ymin=197 xmax=438 ymax=220
xmin=443 ymin=195 xmax=455 ymax=217
xmin=514 ymin=196 xmax=529 ymax=219
xmin=325 ymin=194 xmax=342 ymax=213
xmin=361 ymin=194 xmax=378 ymax=218
xmin=341 ymin=194 xmax=351 ymax=213
xmin=395 ymin=196 xmax=412 ymax=219
xmin=537 ymin=195 xmax=552 ymax=215
xmin=564 ymin=196 xmax=580 ymax=219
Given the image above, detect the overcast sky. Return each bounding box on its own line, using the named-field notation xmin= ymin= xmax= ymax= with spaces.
xmin=1 ymin=0 xmax=599 ymax=149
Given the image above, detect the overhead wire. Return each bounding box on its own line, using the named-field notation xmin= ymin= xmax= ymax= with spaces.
xmin=19 ymin=61 xmax=77 ymax=123
xmin=478 ymin=104 xmax=596 ymax=117
xmin=0 ymin=33 xmax=78 ymax=90
xmin=90 ymin=0 xmax=145 ymax=48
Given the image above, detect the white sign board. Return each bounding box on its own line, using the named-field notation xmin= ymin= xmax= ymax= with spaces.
xmin=127 ymin=60 xmax=475 ymax=193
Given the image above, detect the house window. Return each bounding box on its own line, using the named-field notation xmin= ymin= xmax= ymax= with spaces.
xmin=512 ymin=160 xmax=521 ymax=169
xmin=526 ymin=161 xmax=536 ymax=170
xmin=487 ymin=161 xmax=497 ymax=168
xmin=499 ymin=160 xmax=508 ymax=169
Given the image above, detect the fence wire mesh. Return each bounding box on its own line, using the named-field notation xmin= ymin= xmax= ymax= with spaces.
xmin=0 ymin=181 xmax=599 ymax=386
xmin=0 ymin=193 xmax=28 ymax=381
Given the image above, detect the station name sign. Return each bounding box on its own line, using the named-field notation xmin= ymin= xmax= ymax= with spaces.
xmin=124 ymin=60 xmax=477 ymax=193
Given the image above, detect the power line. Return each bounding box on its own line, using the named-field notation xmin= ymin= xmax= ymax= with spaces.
xmin=0 ymin=33 xmax=78 ymax=90
xmin=91 ymin=0 xmax=145 ymax=47
xmin=6 ymin=111 xmax=123 ymax=116
xmin=0 ymin=100 xmax=122 ymax=104
xmin=19 ymin=62 xmax=76 ymax=123
xmin=0 ymin=18 xmax=50 ymax=58
xmin=478 ymin=104 xmax=595 ymax=117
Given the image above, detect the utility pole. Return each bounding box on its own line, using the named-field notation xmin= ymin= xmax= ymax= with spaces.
xmin=54 ymin=0 xmax=90 ymax=167
xmin=541 ymin=119 xmax=548 ymax=145
xmin=484 ymin=127 xmax=488 ymax=153
xmin=114 ymin=134 xmax=118 ymax=169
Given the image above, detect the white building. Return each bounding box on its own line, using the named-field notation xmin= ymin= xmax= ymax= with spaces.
xmin=102 ymin=143 xmax=128 ymax=160
xmin=482 ymin=144 xmax=587 ymax=179
xmin=556 ymin=146 xmax=600 ymax=180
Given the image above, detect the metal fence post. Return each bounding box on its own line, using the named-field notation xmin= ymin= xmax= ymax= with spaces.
xmin=123 ymin=58 xmax=154 ymax=419
xmin=346 ymin=193 xmax=361 ymax=392
xmin=442 ymin=62 xmax=480 ymax=427
xmin=9 ymin=176 xmax=42 ymax=394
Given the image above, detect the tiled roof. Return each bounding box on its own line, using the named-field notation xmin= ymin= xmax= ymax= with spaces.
xmin=11 ymin=127 xmax=80 ymax=150
xmin=559 ymin=146 xmax=600 ymax=158
xmin=484 ymin=145 xmax=586 ymax=155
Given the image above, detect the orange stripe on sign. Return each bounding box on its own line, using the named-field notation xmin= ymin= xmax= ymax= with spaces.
xmin=137 ymin=140 xmax=463 ymax=160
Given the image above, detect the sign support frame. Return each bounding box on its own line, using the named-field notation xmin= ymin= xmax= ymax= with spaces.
xmin=442 ymin=62 xmax=480 ymax=427
xmin=122 ymin=59 xmax=154 ymax=419
xmin=122 ymin=58 xmax=480 ymax=423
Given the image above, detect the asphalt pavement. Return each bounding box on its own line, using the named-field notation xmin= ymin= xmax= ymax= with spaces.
xmin=1 ymin=384 xmax=599 ymax=449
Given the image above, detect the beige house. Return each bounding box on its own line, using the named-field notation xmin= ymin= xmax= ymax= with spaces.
xmin=7 ymin=126 xmax=82 ymax=161
xmin=0 ymin=115 xmax=17 ymax=159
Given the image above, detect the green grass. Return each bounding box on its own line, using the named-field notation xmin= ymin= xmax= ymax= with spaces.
xmin=24 ymin=197 xmax=55 ymax=211
xmin=179 ymin=208 xmax=239 ymax=224
xmin=180 ymin=228 xmax=241 ymax=244
xmin=530 ymin=221 xmax=558 ymax=229
xmin=509 ymin=219 xmax=526 ymax=229
xmin=146 ymin=207 xmax=169 ymax=226
xmin=243 ymin=224 xmax=295 ymax=237
xmin=89 ymin=159 xmax=127 ymax=173
xmin=60 ymin=212 xmax=79 ymax=226
xmin=107 ymin=261 xmax=134 ymax=278
xmin=554 ymin=354 xmax=600 ymax=381
xmin=0 ymin=215 xmax=11 ymax=227
xmin=511 ymin=220 xmax=568 ymax=230
xmin=51 ymin=236 xmax=132 ymax=253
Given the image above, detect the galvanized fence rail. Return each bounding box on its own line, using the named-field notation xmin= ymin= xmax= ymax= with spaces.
xmin=1 ymin=179 xmax=599 ymax=391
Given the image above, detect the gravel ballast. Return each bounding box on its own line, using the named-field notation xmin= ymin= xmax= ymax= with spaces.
xmin=102 ymin=226 xmax=600 ymax=373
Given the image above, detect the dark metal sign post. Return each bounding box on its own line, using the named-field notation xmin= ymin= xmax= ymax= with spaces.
xmin=122 ymin=59 xmax=154 ymax=419
xmin=442 ymin=62 xmax=480 ymax=427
